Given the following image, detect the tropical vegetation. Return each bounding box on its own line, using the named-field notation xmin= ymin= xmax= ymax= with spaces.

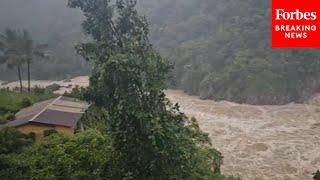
xmin=0 ymin=88 xmax=55 ymax=124
xmin=0 ymin=29 xmax=48 ymax=92
xmin=140 ymin=0 xmax=320 ymax=105
xmin=314 ymin=170 xmax=320 ymax=180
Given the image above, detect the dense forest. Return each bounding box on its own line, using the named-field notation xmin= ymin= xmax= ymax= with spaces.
xmin=1 ymin=0 xmax=320 ymax=104
xmin=142 ymin=0 xmax=320 ymax=105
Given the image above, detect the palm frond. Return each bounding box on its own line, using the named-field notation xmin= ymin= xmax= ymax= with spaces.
xmin=0 ymin=28 xmax=49 ymax=69
xmin=5 ymin=29 xmax=18 ymax=44
xmin=6 ymin=56 xmax=20 ymax=69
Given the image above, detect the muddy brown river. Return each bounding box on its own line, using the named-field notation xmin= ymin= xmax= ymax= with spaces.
xmin=166 ymin=90 xmax=320 ymax=180
xmin=1 ymin=77 xmax=320 ymax=179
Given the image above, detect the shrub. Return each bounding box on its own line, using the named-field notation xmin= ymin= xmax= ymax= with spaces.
xmin=28 ymin=132 xmax=36 ymax=141
xmin=0 ymin=127 xmax=33 ymax=154
xmin=0 ymin=117 xmax=7 ymax=124
xmin=45 ymin=83 xmax=61 ymax=92
xmin=63 ymin=86 xmax=87 ymax=100
xmin=43 ymin=129 xmax=58 ymax=137
xmin=0 ymin=130 xmax=113 ymax=179
xmin=314 ymin=170 xmax=320 ymax=180
xmin=32 ymin=86 xmax=46 ymax=94
xmin=4 ymin=112 xmax=15 ymax=121
xmin=20 ymin=98 xmax=32 ymax=108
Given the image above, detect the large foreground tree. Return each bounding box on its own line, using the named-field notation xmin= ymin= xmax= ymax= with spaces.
xmin=68 ymin=0 xmax=222 ymax=179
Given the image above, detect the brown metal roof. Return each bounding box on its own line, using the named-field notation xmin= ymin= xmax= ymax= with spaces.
xmin=31 ymin=109 xmax=82 ymax=128
xmin=2 ymin=96 xmax=88 ymax=129
xmin=5 ymin=118 xmax=29 ymax=128
xmin=15 ymin=99 xmax=55 ymax=121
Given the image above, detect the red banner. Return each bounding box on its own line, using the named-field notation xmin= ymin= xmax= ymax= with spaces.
xmin=271 ymin=0 xmax=320 ymax=48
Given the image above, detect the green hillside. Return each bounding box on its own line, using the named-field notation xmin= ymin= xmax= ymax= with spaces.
xmin=1 ymin=0 xmax=320 ymax=104
xmin=143 ymin=0 xmax=320 ymax=104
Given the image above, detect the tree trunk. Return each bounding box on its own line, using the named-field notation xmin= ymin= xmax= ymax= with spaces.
xmin=17 ymin=65 xmax=23 ymax=93
xmin=27 ymin=59 xmax=31 ymax=92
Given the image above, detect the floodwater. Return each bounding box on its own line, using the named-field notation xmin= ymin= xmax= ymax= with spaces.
xmin=0 ymin=76 xmax=89 ymax=94
xmin=1 ymin=77 xmax=320 ymax=179
xmin=166 ymin=90 xmax=320 ymax=180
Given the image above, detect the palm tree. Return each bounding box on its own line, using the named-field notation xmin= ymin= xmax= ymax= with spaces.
xmin=20 ymin=30 xmax=48 ymax=92
xmin=0 ymin=29 xmax=25 ymax=92
xmin=0 ymin=29 xmax=48 ymax=93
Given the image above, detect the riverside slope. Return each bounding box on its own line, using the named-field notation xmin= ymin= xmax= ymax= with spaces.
xmin=1 ymin=77 xmax=320 ymax=179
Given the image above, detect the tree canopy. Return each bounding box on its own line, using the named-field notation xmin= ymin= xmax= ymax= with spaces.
xmin=68 ymin=0 xmax=223 ymax=179
xmin=143 ymin=0 xmax=320 ymax=104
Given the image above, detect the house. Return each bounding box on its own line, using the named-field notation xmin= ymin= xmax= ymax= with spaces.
xmin=3 ymin=96 xmax=88 ymax=140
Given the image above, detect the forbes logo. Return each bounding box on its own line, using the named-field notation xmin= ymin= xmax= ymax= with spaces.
xmin=272 ymin=0 xmax=320 ymax=48
xmin=275 ymin=9 xmax=317 ymax=20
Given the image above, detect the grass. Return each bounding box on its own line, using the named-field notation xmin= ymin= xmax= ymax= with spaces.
xmin=0 ymin=88 xmax=56 ymax=124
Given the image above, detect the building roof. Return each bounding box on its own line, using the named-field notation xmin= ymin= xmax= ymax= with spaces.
xmin=3 ymin=96 xmax=88 ymax=129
